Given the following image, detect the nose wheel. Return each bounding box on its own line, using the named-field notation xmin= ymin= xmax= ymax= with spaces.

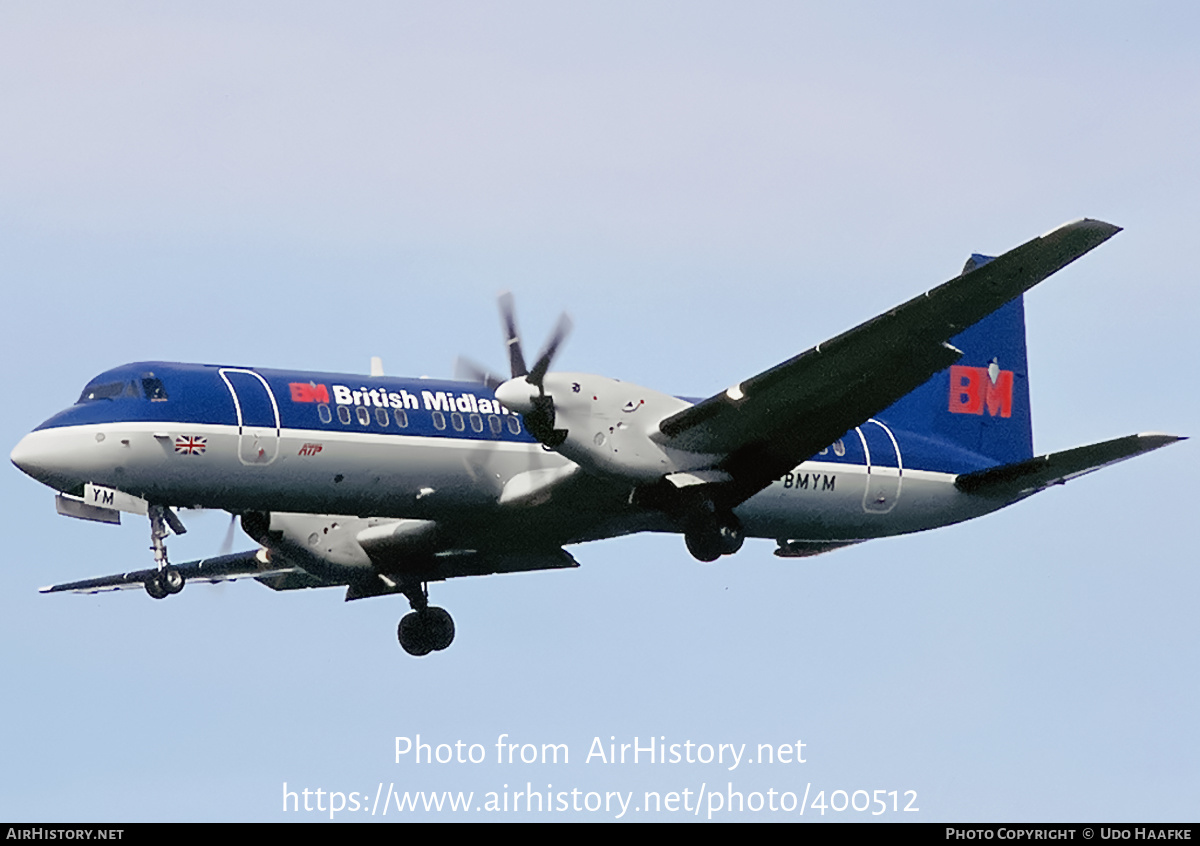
xmin=145 ymin=574 xmax=169 ymax=599
xmin=143 ymin=566 xmax=185 ymax=599
xmin=396 ymin=583 xmax=456 ymax=656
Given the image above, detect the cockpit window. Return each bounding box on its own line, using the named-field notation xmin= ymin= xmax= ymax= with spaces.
xmin=77 ymin=381 xmax=128 ymax=402
xmin=77 ymin=375 xmax=169 ymax=403
xmin=141 ymin=377 xmax=169 ymax=401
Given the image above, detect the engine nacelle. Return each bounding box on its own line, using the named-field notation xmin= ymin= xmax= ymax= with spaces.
xmin=498 ymin=372 xmax=720 ymax=482
xmin=242 ymin=511 xmax=444 ymax=582
xmin=243 ymin=511 xmax=373 ymax=582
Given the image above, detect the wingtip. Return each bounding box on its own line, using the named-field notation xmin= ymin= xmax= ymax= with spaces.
xmin=1136 ymin=432 xmax=1187 ymax=444
xmin=1083 ymin=218 xmax=1123 ymax=238
xmin=1043 ymin=218 xmax=1122 ymax=239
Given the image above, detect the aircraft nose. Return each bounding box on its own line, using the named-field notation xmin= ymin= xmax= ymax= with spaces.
xmin=11 ymin=431 xmax=43 ymax=477
xmin=10 ymin=429 xmax=72 ymax=488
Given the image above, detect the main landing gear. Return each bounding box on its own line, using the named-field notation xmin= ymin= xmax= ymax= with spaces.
xmin=683 ymin=502 xmax=745 ymax=563
xmin=397 ymin=583 xmax=455 ymax=656
xmin=143 ymin=504 xmax=186 ymax=600
xmin=637 ymin=483 xmax=746 ymax=563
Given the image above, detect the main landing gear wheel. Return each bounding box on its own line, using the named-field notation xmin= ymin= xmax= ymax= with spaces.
xmin=397 ymin=607 xmax=456 ymax=656
xmin=685 ymin=530 xmax=724 ymax=562
xmin=684 ymin=512 xmax=745 ymax=562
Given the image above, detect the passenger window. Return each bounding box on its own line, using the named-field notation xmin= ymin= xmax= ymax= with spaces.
xmin=469 ymin=413 xmax=483 ymax=433
xmin=356 ymin=407 xmax=370 ymax=426
xmin=488 ymin=415 xmax=502 ymax=435
xmin=394 ymin=409 xmax=408 ymax=428
xmin=507 ymin=416 xmax=521 ymax=435
xmin=450 ymin=412 xmax=465 ymax=431
xmin=337 ymin=406 xmax=352 ymax=425
xmin=318 ymin=404 xmax=332 ymax=424
xmin=432 ymin=411 xmax=446 ymax=430
xmin=376 ymin=407 xmax=390 ymax=427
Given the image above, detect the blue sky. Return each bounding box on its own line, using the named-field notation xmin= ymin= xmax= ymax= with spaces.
xmin=1 ymin=2 xmax=1195 ymax=821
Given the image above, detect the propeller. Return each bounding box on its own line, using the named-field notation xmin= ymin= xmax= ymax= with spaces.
xmin=493 ymin=293 xmax=572 ymax=448
xmin=499 ymin=292 xmax=529 ymax=378
xmin=454 ymin=357 xmax=505 ymax=391
xmin=528 ymin=312 xmax=573 ymax=387
xmin=219 ymin=512 xmax=239 ymax=555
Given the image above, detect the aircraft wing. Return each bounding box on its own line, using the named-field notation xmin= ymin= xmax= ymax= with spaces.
xmin=954 ymin=432 xmax=1184 ymax=501
xmin=39 ymin=549 xmax=305 ymax=594
xmin=654 ymin=219 xmax=1122 ymax=505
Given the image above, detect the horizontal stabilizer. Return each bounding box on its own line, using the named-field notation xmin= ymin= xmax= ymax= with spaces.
xmin=39 ymin=549 xmax=305 ymax=594
xmin=954 ymin=433 xmax=1184 ymax=499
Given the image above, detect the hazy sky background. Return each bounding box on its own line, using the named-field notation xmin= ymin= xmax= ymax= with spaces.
xmin=1 ymin=2 xmax=1196 ymax=821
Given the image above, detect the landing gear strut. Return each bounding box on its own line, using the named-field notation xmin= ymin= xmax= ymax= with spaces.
xmin=396 ymin=583 xmax=455 ymax=656
xmin=143 ymin=504 xmax=187 ymax=599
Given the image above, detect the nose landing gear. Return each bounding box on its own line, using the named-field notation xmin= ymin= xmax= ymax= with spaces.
xmin=397 ymin=583 xmax=456 ymax=656
xmin=143 ymin=504 xmax=187 ymax=600
xmin=144 ymin=567 xmax=185 ymax=599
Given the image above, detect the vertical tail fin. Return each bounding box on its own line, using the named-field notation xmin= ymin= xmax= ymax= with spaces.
xmin=881 ymin=255 xmax=1034 ymax=469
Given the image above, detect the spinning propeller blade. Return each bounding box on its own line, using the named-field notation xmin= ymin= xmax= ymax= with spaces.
xmin=529 ymin=313 xmax=573 ymax=388
xmin=454 ymin=357 xmax=505 ymax=391
xmin=492 ymin=293 xmax=572 ymax=448
xmin=219 ymin=512 xmax=238 ymax=556
xmin=498 ymin=292 xmax=528 ymax=379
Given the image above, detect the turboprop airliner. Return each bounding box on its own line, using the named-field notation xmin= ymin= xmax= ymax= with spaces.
xmin=10 ymin=219 xmax=1183 ymax=656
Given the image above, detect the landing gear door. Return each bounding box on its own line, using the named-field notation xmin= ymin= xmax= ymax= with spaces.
xmin=856 ymin=419 xmax=903 ymax=514
xmin=220 ymin=369 xmax=281 ymax=466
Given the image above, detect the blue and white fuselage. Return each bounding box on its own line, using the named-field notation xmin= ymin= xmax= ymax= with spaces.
xmin=14 ymin=362 xmax=1001 ymax=553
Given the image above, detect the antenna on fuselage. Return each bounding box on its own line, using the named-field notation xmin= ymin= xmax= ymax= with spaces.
xmin=370 ymin=357 xmax=384 ymax=377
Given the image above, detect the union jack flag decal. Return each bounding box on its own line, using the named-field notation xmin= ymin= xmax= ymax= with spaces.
xmin=174 ymin=435 xmax=207 ymax=455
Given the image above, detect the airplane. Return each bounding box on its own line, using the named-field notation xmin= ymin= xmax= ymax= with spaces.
xmin=10 ymin=219 xmax=1183 ymax=657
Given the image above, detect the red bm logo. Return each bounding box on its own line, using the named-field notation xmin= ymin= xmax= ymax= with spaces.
xmin=948 ymin=365 xmax=1013 ymax=417
xmin=289 ymin=382 xmax=330 ymax=403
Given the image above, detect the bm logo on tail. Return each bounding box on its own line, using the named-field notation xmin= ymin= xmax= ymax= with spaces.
xmin=948 ymin=363 xmax=1013 ymax=418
